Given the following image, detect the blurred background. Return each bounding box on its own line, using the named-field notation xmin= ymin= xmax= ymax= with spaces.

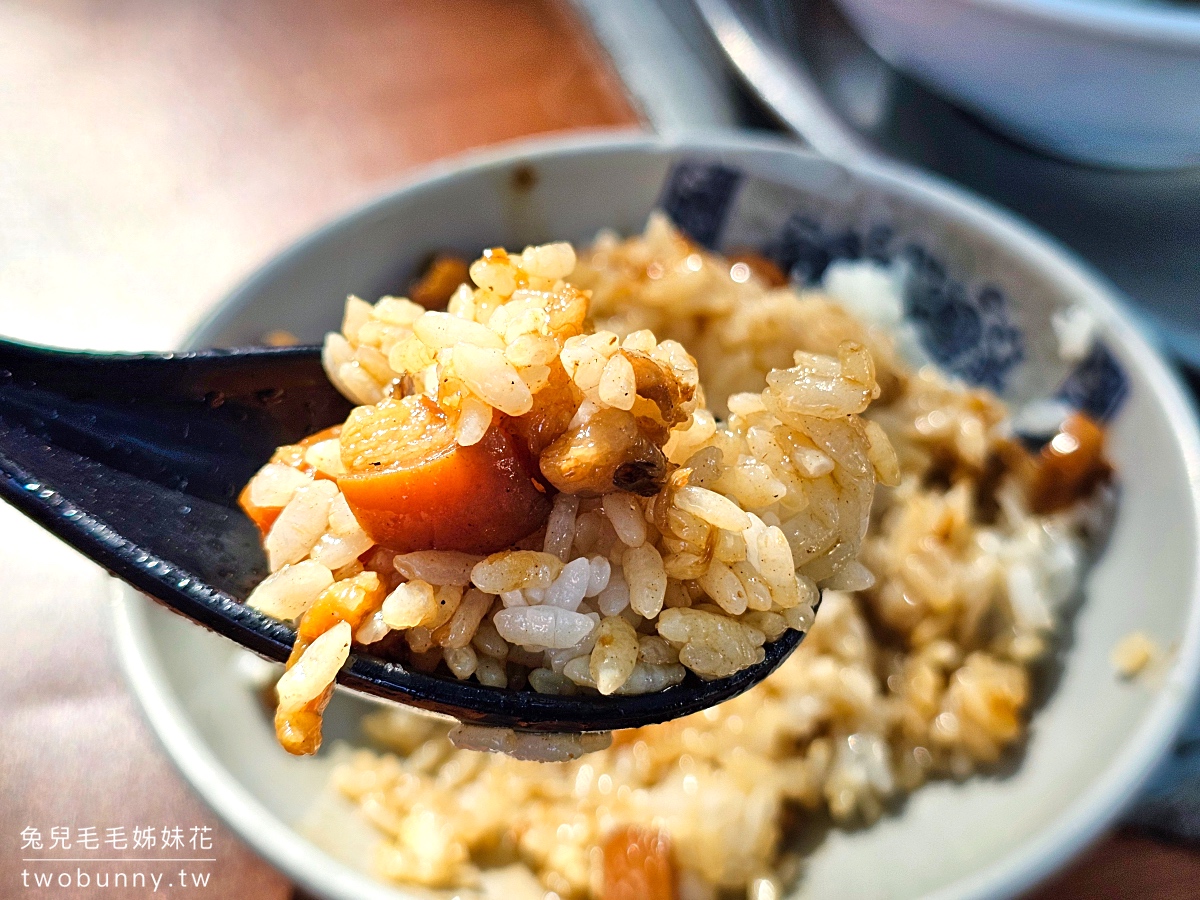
xmin=2 ymin=1 xmax=1199 ymax=897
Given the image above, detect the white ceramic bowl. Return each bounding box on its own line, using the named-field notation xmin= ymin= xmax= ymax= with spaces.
xmin=831 ymin=0 xmax=1200 ymax=169
xmin=111 ymin=131 xmax=1200 ymax=899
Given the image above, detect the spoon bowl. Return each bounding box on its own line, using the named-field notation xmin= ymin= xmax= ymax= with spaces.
xmin=0 ymin=337 xmax=804 ymax=731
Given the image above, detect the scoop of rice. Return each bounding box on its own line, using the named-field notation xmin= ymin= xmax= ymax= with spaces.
xmin=242 ymin=223 xmax=892 ymax=747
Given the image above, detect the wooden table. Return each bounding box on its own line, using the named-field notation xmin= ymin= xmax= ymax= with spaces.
xmin=0 ymin=1 xmax=1196 ymax=897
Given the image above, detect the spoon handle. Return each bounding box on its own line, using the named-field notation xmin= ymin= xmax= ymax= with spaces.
xmin=0 ymin=338 xmax=350 ymax=654
xmin=0 ymin=339 xmax=350 ymax=505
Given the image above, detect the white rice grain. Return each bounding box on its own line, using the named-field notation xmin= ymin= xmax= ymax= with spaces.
xmin=381 ymin=580 xmax=438 ymax=630
xmin=637 ymin=634 xmax=679 ymax=665
xmin=697 ymin=559 xmax=750 ymax=616
xmin=455 ymin=396 xmax=493 ymax=447
xmin=247 ymin=463 xmax=311 ymax=510
xmin=596 ymin=569 xmax=630 ymax=616
xmin=327 ymin=491 xmax=362 ymax=535
xmin=427 ymin=583 xmax=464 ymax=630
xmin=341 ymin=295 xmax=373 ymax=340
xmin=265 ymin=480 xmax=339 ymax=571
xmin=544 ymin=557 xmax=591 ymax=611
xmin=474 ymin=655 xmax=508 ymax=688
xmin=394 ymin=551 xmax=483 ymax=587
xmin=623 ymin=544 xmax=667 ymax=619
xmin=598 ymin=351 xmax=637 ymax=410
xmin=275 ymin=621 xmax=351 ymax=712
xmin=247 ymin=560 xmax=334 ymax=620
xmin=602 ymin=492 xmax=647 ymax=547
xmin=493 ymin=606 xmax=595 ymax=650
xmin=543 ymin=494 xmax=580 ymax=561
xmin=444 ymin=646 xmax=479 ymax=680
xmin=823 ymin=560 xmax=876 ymax=592
xmin=585 ymin=556 xmax=611 ymax=597
xmin=471 ymin=551 xmax=563 ymax=594
xmin=355 ymin=609 xmax=391 ymax=645
xmin=528 ymin=667 xmax=577 ymax=695
xmin=472 ymin=621 xmax=509 ymax=660
xmin=589 ymin=615 xmax=639 ymax=695
xmin=441 ymin=589 xmax=493 ymax=649
xmin=415 ymin=311 xmax=504 ymax=351
xmin=500 ymin=590 xmax=527 ymax=608
xmin=337 ymin=361 xmax=385 ymax=406
xmin=617 ymin=661 xmax=687 ymax=694
xmin=308 ymin=528 xmax=374 ymax=571
xmin=519 ymin=241 xmax=576 ymax=280
xmin=303 ymin=439 xmax=345 ymax=477
xmin=452 ymin=344 xmax=533 ymax=416
xmin=674 ymin=485 xmax=752 ymax=533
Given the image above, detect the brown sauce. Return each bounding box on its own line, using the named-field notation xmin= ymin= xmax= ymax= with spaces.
xmin=1027 ymin=412 xmax=1111 ymax=514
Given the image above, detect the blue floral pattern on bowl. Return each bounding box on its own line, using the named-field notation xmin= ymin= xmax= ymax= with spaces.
xmin=659 ymin=159 xmax=1126 ymax=423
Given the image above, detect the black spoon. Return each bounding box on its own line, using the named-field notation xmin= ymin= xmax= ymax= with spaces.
xmin=0 ymin=337 xmax=805 ymax=732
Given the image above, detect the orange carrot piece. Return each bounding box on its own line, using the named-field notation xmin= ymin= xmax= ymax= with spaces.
xmin=337 ymin=395 xmax=552 ymax=554
xmin=239 ymin=425 xmax=345 ymax=535
xmin=297 ymin=571 xmax=385 ymax=642
xmin=602 ymin=825 xmax=678 ymax=900
xmin=410 ymin=253 xmax=470 ymax=310
xmin=274 ymin=683 xmax=332 ymax=756
xmin=238 ymin=483 xmax=283 ymax=536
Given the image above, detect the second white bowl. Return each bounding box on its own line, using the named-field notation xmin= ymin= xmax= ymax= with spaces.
xmin=833 ymin=0 xmax=1200 ymax=169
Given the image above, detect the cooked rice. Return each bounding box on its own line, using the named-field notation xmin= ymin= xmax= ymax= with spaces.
xmin=1112 ymin=631 xmax=1158 ymax=679
xmin=300 ymin=216 xmax=1111 ymax=898
xmin=244 ymin=219 xmax=893 ymax=756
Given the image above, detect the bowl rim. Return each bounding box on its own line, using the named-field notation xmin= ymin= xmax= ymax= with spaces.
xmin=111 ymin=128 xmax=1200 ymax=900
xmin=956 ymin=0 xmax=1200 ymax=42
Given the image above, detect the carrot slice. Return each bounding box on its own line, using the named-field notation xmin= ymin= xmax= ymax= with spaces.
xmin=238 ymin=484 xmax=283 ymax=536
xmin=274 ymin=683 xmax=332 ymax=756
xmin=272 ymin=636 xmax=329 ymax=755
xmin=239 ymin=425 xmax=345 ymax=535
xmin=297 ymin=571 xmax=385 ymax=642
xmin=602 ymin=825 xmax=678 ymax=900
xmin=337 ymin=395 xmax=552 ymax=554
xmin=409 ymin=253 xmax=470 ymax=310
